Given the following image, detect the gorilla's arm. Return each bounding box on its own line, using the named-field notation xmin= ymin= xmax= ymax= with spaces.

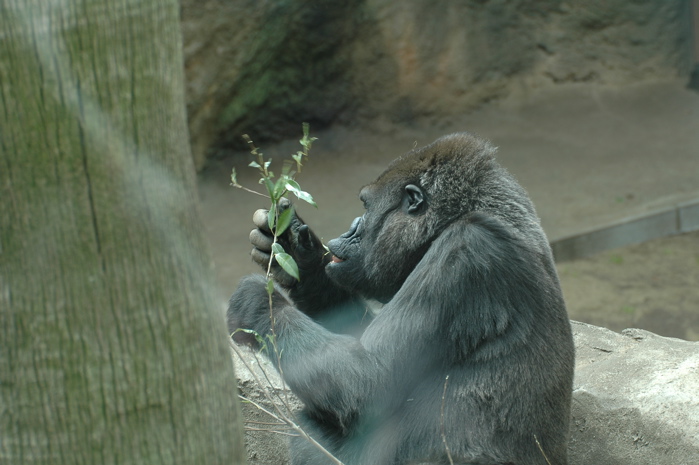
xmin=229 ymin=213 xmax=570 ymax=440
xmin=228 ymin=274 xmax=383 ymax=431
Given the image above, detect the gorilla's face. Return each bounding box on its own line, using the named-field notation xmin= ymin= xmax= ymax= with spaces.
xmin=326 ymin=178 xmax=431 ymax=303
xmin=324 ymin=133 xmax=505 ymax=303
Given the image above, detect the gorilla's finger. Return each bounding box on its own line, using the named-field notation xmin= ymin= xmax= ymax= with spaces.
xmin=253 ymin=209 xmax=271 ymax=232
xmin=251 ymin=247 xmax=271 ymax=268
xmin=298 ymin=224 xmax=314 ymax=250
xmin=250 ymin=228 xmax=274 ymax=251
xmin=274 ymin=271 xmax=297 ymax=288
xmin=278 ymin=197 xmax=291 ymax=211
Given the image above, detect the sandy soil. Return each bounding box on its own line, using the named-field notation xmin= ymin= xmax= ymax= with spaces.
xmin=198 ymin=80 xmax=699 ymax=342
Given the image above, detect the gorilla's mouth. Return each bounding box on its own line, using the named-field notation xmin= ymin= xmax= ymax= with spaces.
xmin=326 ymin=242 xmax=347 ymax=264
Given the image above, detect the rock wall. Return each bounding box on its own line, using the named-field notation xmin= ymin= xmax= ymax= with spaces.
xmin=181 ymin=0 xmax=363 ymax=168
xmin=232 ymin=322 xmax=699 ymax=464
xmin=181 ymin=0 xmax=694 ymax=169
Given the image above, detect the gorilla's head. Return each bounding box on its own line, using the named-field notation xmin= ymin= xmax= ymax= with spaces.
xmin=326 ymin=132 xmax=540 ymax=303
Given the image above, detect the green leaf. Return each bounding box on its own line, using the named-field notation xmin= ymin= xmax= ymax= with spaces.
xmin=281 ymin=160 xmax=295 ymax=177
xmin=285 ymin=179 xmax=302 ymax=191
xmin=273 ymin=176 xmax=288 ymax=200
xmin=267 ymin=203 xmax=276 ymax=231
xmin=230 ymin=167 xmax=238 ymax=185
xmin=271 ymin=242 xmax=285 ymax=255
xmin=286 ymin=180 xmax=317 ymax=207
xmin=275 ymin=253 xmax=300 ymax=281
xmin=264 ymin=160 xmax=272 ymax=170
xmin=299 ymin=122 xmax=317 ymax=148
xmin=275 ymin=205 xmax=294 ymax=235
xmin=249 ymin=161 xmax=261 ymax=169
xmin=296 ymin=190 xmax=316 ymax=207
xmin=266 ymin=334 xmax=277 ymax=354
xmin=265 ymin=278 xmax=275 ymax=296
xmin=264 ymin=178 xmax=275 ymax=198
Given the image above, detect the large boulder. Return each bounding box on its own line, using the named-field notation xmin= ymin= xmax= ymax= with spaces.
xmin=570 ymin=321 xmax=699 ymax=465
xmin=232 ymin=322 xmax=699 ymax=464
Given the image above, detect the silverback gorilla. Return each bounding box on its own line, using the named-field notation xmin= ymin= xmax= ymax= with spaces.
xmin=227 ymin=133 xmax=575 ymax=465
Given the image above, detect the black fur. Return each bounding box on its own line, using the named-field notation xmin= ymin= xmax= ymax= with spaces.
xmin=228 ymin=133 xmax=575 ymax=465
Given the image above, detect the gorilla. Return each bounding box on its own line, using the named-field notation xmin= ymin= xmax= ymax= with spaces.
xmin=227 ymin=133 xmax=575 ymax=465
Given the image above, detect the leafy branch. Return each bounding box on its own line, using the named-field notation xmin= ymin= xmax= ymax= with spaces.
xmin=230 ymin=124 xmax=343 ymax=464
xmin=230 ymin=122 xmax=317 ymax=283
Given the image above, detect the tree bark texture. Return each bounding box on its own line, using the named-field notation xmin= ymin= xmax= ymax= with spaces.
xmin=0 ymin=1 xmax=245 ymax=463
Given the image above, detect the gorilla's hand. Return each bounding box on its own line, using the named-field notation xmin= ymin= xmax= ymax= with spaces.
xmin=250 ymin=198 xmax=329 ymax=288
xmin=227 ymin=275 xmax=290 ymax=347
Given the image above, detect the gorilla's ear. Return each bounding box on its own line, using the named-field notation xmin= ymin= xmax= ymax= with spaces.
xmin=405 ymin=184 xmax=426 ymax=214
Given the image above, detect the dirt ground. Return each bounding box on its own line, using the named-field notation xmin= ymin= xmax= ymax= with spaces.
xmin=198 ymin=81 xmax=699 ymax=342
xmin=558 ymin=231 xmax=699 ymax=341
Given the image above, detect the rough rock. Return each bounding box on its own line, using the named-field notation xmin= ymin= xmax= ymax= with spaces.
xmin=570 ymin=321 xmax=699 ymax=465
xmin=232 ymin=322 xmax=699 ymax=464
xmin=181 ymin=0 xmax=692 ymax=168
xmin=231 ymin=346 xmax=295 ymax=464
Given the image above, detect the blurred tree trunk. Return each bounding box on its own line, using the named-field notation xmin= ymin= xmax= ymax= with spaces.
xmin=0 ymin=1 xmax=245 ymax=464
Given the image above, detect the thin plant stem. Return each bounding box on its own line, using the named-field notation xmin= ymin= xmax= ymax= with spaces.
xmin=534 ymin=435 xmax=553 ymax=465
xmin=246 ymin=420 xmax=289 ymax=427
xmin=232 ymin=184 xmax=268 ymax=198
xmin=265 ymin=209 xmax=292 ymax=411
xmin=245 ymin=427 xmax=299 ymax=437
xmin=440 ymin=375 xmax=454 ymax=465
xmin=248 ymin=349 xmax=295 ymax=420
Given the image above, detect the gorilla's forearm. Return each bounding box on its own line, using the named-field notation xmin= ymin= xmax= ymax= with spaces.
xmin=228 ymin=275 xmax=384 ymax=429
xmin=274 ymin=314 xmax=384 ymax=431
